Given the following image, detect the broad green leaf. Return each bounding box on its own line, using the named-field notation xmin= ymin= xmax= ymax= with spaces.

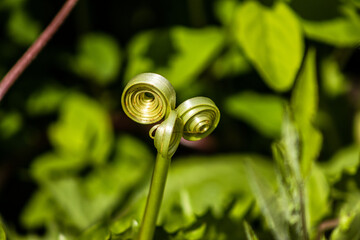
xmin=331 ymin=192 xmax=360 ymax=240
xmin=244 ymin=160 xmax=290 ymax=240
xmin=291 ymin=48 xmax=322 ymax=176
xmin=46 ymin=178 xmax=91 ymax=229
xmin=71 ymin=33 xmax=122 ymax=85
xmin=225 ymin=91 xmax=284 ymax=137
xmin=49 ymin=93 xmax=113 ymax=164
xmin=302 ymin=7 xmax=360 ymax=47
xmin=321 ymin=56 xmax=348 ymax=97
xmin=26 ymin=86 xmax=67 ymax=115
xmin=0 ymin=111 xmax=22 ymax=139
xmin=111 ymin=154 xmax=275 ymax=234
xmin=235 ymin=1 xmax=303 ymax=91
xmin=0 ymin=223 xmax=5 ymax=240
xmin=25 ymin=135 xmax=152 ymax=231
xmin=306 ymin=164 xmax=330 ymax=232
xmin=243 ymin=222 xmax=259 ymax=240
xmin=6 ymin=9 xmax=41 ymax=46
xmin=320 ymin=146 xmax=360 ymax=183
xmin=125 ymin=27 xmax=224 ymax=90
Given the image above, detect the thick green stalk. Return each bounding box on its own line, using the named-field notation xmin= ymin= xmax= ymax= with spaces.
xmin=138 ymin=153 xmax=170 ymax=240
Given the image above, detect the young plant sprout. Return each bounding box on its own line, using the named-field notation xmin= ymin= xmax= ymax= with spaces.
xmin=121 ymin=73 xmax=220 ymax=240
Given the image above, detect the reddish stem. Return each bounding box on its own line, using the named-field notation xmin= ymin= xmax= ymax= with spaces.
xmin=315 ymin=218 xmax=339 ymax=240
xmin=0 ymin=0 xmax=79 ymax=102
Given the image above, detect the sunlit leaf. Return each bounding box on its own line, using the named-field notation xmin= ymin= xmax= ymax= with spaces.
xmin=291 ymin=48 xmax=318 ymax=127
xmin=125 ymin=27 xmax=224 ymax=90
xmin=291 ymin=48 xmax=322 ymax=176
xmin=7 ymin=9 xmax=41 ymax=46
xmin=320 ymin=146 xmax=360 ymax=183
xmin=48 ymin=93 xmax=113 ymax=164
xmin=111 ymin=154 xmax=275 ymax=234
xmin=225 ymin=91 xmax=284 ymax=137
xmin=306 ymin=164 xmax=330 ymax=232
xmin=71 ymin=33 xmax=122 ymax=85
xmin=235 ymin=1 xmax=303 ymax=91
xmin=302 ymin=7 xmax=360 ymax=47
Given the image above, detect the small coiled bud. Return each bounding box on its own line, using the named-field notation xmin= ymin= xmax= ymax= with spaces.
xmin=121 ymin=73 xmax=176 ymax=124
xmin=176 ymin=96 xmax=220 ymax=141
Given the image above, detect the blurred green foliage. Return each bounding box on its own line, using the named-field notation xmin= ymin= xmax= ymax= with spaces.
xmin=0 ymin=0 xmax=360 ymax=239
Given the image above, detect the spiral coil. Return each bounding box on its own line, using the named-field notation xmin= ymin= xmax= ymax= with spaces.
xmin=121 ymin=73 xmax=176 ymax=124
xmin=122 ymin=73 xmax=220 ymax=154
xmin=176 ymin=97 xmax=220 ymax=141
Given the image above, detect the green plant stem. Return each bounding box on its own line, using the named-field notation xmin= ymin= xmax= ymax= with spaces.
xmin=138 ymin=153 xmax=170 ymax=240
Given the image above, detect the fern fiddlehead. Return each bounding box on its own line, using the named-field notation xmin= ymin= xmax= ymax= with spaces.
xmin=121 ymin=73 xmax=220 ymax=240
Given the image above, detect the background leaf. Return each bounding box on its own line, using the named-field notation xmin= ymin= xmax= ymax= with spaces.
xmin=225 ymin=91 xmax=284 ymax=137
xmin=71 ymin=33 xmax=122 ymax=85
xmin=235 ymin=1 xmax=304 ymax=91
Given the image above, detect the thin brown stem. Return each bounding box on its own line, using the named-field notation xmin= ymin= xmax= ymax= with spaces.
xmin=315 ymin=218 xmax=339 ymax=240
xmin=0 ymin=0 xmax=79 ymax=102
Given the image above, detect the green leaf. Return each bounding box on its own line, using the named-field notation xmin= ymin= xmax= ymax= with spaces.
xmin=0 ymin=223 xmax=5 ymax=240
xmin=321 ymin=56 xmax=348 ymax=97
xmin=71 ymin=33 xmax=122 ymax=85
xmin=212 ymin=45 xmax=251 ymax=79
xmin=125 ymin=26 xmax=224 ymax=90
xmin=235 ymin=1 xmax=304 ymax=91
xmin=48 ymin=93 xmax=113 ymax=164
xmin=243 ymin=222 xmax=259 ymax=240
xmin=111 ymin=154 xmax=275 ymax=234
xmin=26 ymin=135 xmax=152 ymax=231
xmin=291 ymin=48 xmax=318 ymax=127
xmin=214 ymin=0 xmax=238 ymax=26
xmin=225 ymin=91 xmax=284 ymax=137
xmin=302 ymin=7 xmax=360 ymax=47
xmin=320 ymin=146 xmax=360 ymax=183
xmin=20 ymin=190 xmax=55 ymax=229
xmin=291 ymin=48 xmax=322 ymax=176
xmin=26 ymin=85 xmax=67 ymax=115
xmin=78 ymin=224 xmax=110 ymax=240
xmin=0 ymin=111 xmax=22 ymax=139
xmin=6 ymin=9 xmax=41 ymax=46
xmin=306 ymin=164 xmax=330 ymax=232
xmin=272 ymin=110 xmax=308 ymax=239
xmin=244 ymin=160 xmax=290 ymax=240
xmin=331 ymin=192 xmax=360 ymax=240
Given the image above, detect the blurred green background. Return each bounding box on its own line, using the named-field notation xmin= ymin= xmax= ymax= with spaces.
xmin=0 ymin=0 xmax=360 ymax=239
